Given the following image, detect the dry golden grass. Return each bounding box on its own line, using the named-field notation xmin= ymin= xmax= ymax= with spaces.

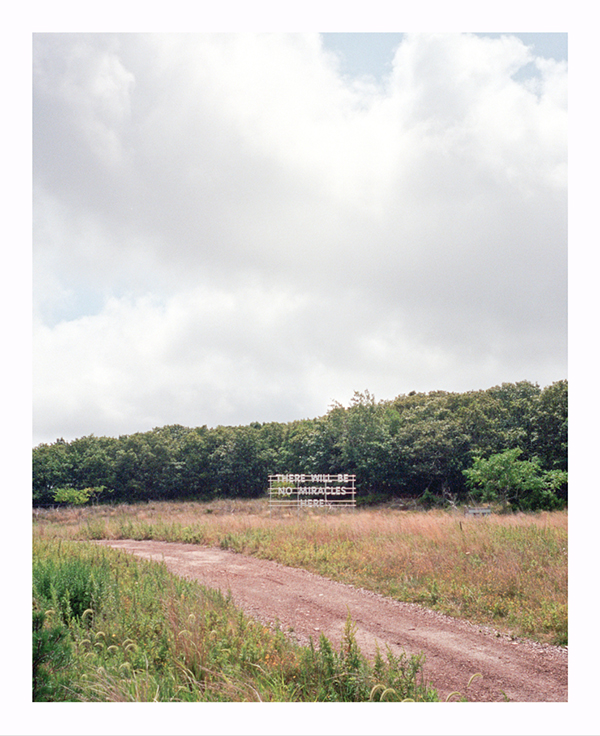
xmin=33 ymin=500 xmax=567 ymax=645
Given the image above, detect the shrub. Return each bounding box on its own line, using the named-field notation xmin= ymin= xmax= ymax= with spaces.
xmin=463 ymin=449 xmax=566 ymax=511
xmin=32 ymin=608 xmax=73 ymax=701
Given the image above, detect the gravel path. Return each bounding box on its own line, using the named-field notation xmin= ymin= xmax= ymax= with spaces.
xmin=96 ymin=539 xmax=568 ymax=702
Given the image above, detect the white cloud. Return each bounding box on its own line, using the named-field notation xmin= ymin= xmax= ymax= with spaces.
xmin=33 ymin=32 xmax=567 ymax=444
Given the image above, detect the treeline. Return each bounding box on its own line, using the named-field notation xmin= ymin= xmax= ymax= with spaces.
xmin=32 ymin=380 xmax=567 ymax=509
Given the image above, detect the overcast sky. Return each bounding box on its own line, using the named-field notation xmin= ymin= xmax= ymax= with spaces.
xmin=32 ymin=32 xmax=568 ymax=445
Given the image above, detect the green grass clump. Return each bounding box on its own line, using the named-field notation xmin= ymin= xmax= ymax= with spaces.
xmin=32 ymin=537 xmax=438 ymax=702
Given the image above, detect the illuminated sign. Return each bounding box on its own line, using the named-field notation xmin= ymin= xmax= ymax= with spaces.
xmin=268 ymin=473 xmax=356 ymax=510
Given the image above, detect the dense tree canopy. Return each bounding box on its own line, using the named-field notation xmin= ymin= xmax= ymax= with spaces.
xmin=32 ymin=380 xmax=567 ymax=510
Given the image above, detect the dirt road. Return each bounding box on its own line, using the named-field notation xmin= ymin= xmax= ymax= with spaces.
xmin=96 ymin=539 xmax=567 ymax=702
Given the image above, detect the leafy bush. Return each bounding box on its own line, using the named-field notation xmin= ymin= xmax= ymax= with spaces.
xmin=32 ymin=608 xmax=73 ymax=701
xmin=463 ymin=449 xmax=567 ymax=511
xmin=53 ymin=486 xmax=112 ymax=506
xmin=33 ymin=543 xmax=113 ymax=623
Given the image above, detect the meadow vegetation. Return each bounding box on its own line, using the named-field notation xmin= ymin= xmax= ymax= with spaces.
xmin=32 ymin=536 xmax=439 ymax=702
xmin=33 ymin=501 xmax=567 ymax=648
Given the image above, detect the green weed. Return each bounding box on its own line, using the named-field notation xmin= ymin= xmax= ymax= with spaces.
xmin=32 ymin=537 xmax=438 ymax=702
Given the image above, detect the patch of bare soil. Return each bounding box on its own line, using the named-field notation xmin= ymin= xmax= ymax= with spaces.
xmin=96 ymin=539 xmax=567 ymax=702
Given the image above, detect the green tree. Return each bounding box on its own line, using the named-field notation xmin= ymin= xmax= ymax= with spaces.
xmin=331 ymin=391 xmax=395 ymax=494
xmin=32 ymin=440 xmax=73 ymax=506
xmin=531 ymin=380 xmax=568 ymax=472
xmin=178 ymin=426 xmax=214 ymax=498
xmin=211 ymin=425 xmax=265 ymax=497
xmin=463 ymin=448 xmax=565 ymax=511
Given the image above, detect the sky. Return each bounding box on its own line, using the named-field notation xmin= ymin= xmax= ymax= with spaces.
xmin=32 ymin=31 xmax=568 ymax=446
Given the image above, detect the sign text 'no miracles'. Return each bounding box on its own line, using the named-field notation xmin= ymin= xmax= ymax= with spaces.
xmin=268 ymin=473 xmax=356 ymax=510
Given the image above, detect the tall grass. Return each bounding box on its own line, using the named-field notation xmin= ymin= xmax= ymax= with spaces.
xmin=32 ymin=538 xmax=439 ymax=702
xmin=33 ymin=501 xmax=568 ymax=646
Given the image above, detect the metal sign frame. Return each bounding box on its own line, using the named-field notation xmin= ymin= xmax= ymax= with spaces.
xmin=268 ymin=473 xmax=356 ymax=511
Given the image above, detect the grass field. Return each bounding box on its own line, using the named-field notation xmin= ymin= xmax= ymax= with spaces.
xmin=33 ymin=500 xmax=567 ymax=647
xmin=32 ymin=536 xmax=440 ymax=702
